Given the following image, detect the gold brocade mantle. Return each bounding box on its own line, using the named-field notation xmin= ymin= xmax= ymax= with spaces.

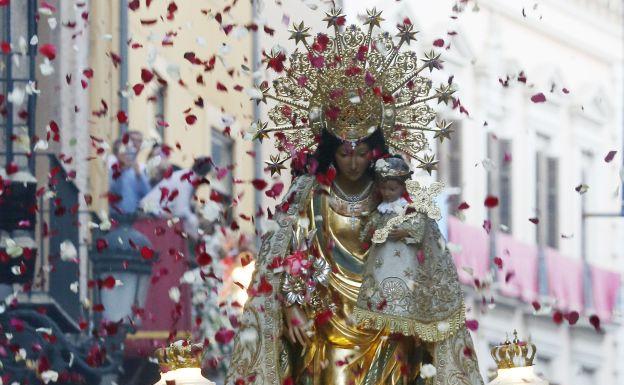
xmin=352 ymin=305 xmax=466 ymax=342
xmin=225 ymin=175 xmax=484 ymax=385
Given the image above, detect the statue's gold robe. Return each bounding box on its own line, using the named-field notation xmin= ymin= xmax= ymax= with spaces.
xmin=225 ymin=175 xmax=484 ymax=385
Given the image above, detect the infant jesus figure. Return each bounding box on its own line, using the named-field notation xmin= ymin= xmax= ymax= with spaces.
xmin=354 ymin=156 xmax=464 ymax=382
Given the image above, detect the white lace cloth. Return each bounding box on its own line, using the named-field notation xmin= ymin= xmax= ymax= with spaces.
xmin=376 ymin=197 xmax=408 ymax=215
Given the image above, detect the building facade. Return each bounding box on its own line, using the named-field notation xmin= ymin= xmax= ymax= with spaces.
xmin=343 ymin=0 xmax=624 ymax=384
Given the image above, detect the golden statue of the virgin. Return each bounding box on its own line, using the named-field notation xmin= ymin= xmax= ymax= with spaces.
xmin=224 ymin=8 xmax=484 ymax=385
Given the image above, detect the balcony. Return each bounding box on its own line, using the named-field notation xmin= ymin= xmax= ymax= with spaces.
xmin=447 ymin=216 xmax=621 ymax=323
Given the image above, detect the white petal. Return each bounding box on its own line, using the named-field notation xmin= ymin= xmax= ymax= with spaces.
xmin=41 ymin=370 xmax=59 ymax=384
xmin=446 ymin=242 xmax=462 ymax=254
xmin=38 ymin=7 xmax=53 ymax=16
xmin=168 ymin=287 xmax=181 ymax=303
xmin=60 ymin=240 xmax=78 ymax=262
xmin=39 ymin=58 xmax=55 ymax=76
xmin=7 ymin=88 xmax=26 ymax=105
xmin=180 ymin=270 xmax=197 ymax=284
xmin=34 ymin=139 xmax=49 ymax=151
xmin=18 ymin=36 xmax=28 ymax=55
xmin=25 ymin=81 xmax=41 ymax=95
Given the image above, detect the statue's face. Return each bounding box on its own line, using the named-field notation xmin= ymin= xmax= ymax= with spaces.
xmin=378 ymin=179 xmax=405 ymax=203
xmin=334 ymin=142 xmax=371 ymax=182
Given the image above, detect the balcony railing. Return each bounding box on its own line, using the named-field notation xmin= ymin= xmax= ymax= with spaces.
xmin=447 ymin=216 xmax=622 ymax=323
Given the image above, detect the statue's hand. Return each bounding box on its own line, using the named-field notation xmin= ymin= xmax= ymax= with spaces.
xmin=388 ymin=228 xmax=409 ymax=241
xmin=285 ymin=305 xmax=311 ymax=347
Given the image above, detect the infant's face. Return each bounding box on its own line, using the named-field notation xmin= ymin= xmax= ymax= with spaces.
xmin=378 ymin=179 xmax=405 ymax=203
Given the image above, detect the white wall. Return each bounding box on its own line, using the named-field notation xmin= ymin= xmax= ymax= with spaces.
xmin=341 ymin=0 xmax=623 ymax=383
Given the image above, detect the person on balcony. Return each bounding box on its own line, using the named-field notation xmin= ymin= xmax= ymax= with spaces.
xmin=145 ymin=142 xmax=180 ymax=187
xmin=107 ymin=130 xmax=145 ymax=172
xmin=108 ymin=138 xmax=151 ymax=216
xmin=140 ymin=156 xmax=213 ymax=239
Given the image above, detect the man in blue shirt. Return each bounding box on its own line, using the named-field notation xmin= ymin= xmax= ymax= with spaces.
xmin=109 ymin=138 xmax=150 ymax=215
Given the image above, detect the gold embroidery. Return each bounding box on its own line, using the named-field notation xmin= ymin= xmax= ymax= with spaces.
xmin=352 ymin=304 xmax=465 ymax=342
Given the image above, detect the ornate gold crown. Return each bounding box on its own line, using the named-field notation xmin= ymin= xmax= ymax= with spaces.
xmin=155 ymin=340 xmax=203 ymax=371
xmin=490 ymin=330 xmax=537 ymax=369
xmin=252 ymin=8 xmax=456 ymax=175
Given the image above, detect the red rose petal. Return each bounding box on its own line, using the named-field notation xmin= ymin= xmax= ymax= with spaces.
xmin=484 ymin=195 xmax=499 ymax=208
xmin=465 ymin=319 xmax=479 ymax=331
xmin=531 ymin=93 xmax=546 ymax=103
xmin=140 ymin=246 xmax=155 ymax=260
xmin=604 ymin=150 xmax=617 ymax=163
xmin=39 ymin=44 xmax=57 ymax=60
xmin=265 ymin=182 xmax=284 ymax=199
xmin=457 ymin=201 xmax=470 ymax=210
xmin=552 ymin=310 xmax=563 ymax=325
xmin=416 ymin=249 xmax=425 ymax=264
xmin=256 ymin=276 xmax=273 ymax=295
xmin=214 ymin=327 xmax=235 ymax=345
xmin=185 ymin=115 xmax=197 ymax=125
xmin=117 ymin=111 xmax=128 ymax=124
xmin=141 ymin=68 xmax=154 ymax=83
xmin=314 ymin=309 xmax=333 ymax=327
xmin=133 ymin=83 xmax=145 ymax=95
xmin=128 ymin=0 xmax=140 ymax=11
xmin=251 ymin=178 xmax=268 ymax=190
xmin=101 ymin=275 xmax=116 ymax=289
xmin=589 ymin=314 xmax=601 ymax=332
xmin=565 ymin=311 xmax=579 ymax=325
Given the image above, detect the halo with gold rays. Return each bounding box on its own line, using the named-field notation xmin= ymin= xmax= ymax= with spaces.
xmin=251 ymin=8 xmax=456 ymax=176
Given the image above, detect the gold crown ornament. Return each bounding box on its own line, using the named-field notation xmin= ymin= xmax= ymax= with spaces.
xmin=155 ymin=340 xmax=203 ymax=371
xmin=252 ymin=8 xmax=456 ymax=175
xmin=490 ymin=330 xmax=537 ymax=369
xmin=153 ymin=340 xmax=216 ymax=385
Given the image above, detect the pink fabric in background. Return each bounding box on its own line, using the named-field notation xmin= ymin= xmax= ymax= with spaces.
xmin=447 ymin=216 xmax=490 ymax=285
xmin=545 ymin=248 xmax=584 ymax=312
xmin=495 ymin=232 xmax=539 ymax=303
xmin=128 ymin=217 xmax=192 ymax=356
xmin=590 ymin=265 xmax=621 ymax=323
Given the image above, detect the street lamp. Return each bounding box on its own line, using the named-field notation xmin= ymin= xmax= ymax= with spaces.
xmin=91 ymin=214 xmax=155 ymax=323
xmin=488 ymin=331 xmax=548 ymax=385
xmin=0 ymin=169 xmax=38 ymax=295
xmin=154 ymin=341 xmax=215 ymax=385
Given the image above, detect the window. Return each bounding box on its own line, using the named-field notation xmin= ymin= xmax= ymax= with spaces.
xmin=535 ymin=355 xmax=556 ymax=385
xmin=211 ymin=128 xmax=234 ymax=221
xmin=487 ymin=135 xmax=513 ymax=233
xmin=436 ymin=120 xmax=462 ymax=215
xmin=150 ymin=83 xmax=166 ymax=141
xmin=536 ymin=150 xmax=559 ymax=248
xmin=575 ymin=366 xmax=596 ymax=385
xmin=0 ymin=0 xmax=37 ymax=171
xmin=498 ymin=139 xmax=513 ymax=232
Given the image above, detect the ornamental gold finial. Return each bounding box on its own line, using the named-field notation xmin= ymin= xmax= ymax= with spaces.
xmin=490 ymin=330 xmax=537 ymax=369
xmin=155 ymin=340 xmax=203 ymax=371
xmin=251 ymin=9 xmax=457 ymax=175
